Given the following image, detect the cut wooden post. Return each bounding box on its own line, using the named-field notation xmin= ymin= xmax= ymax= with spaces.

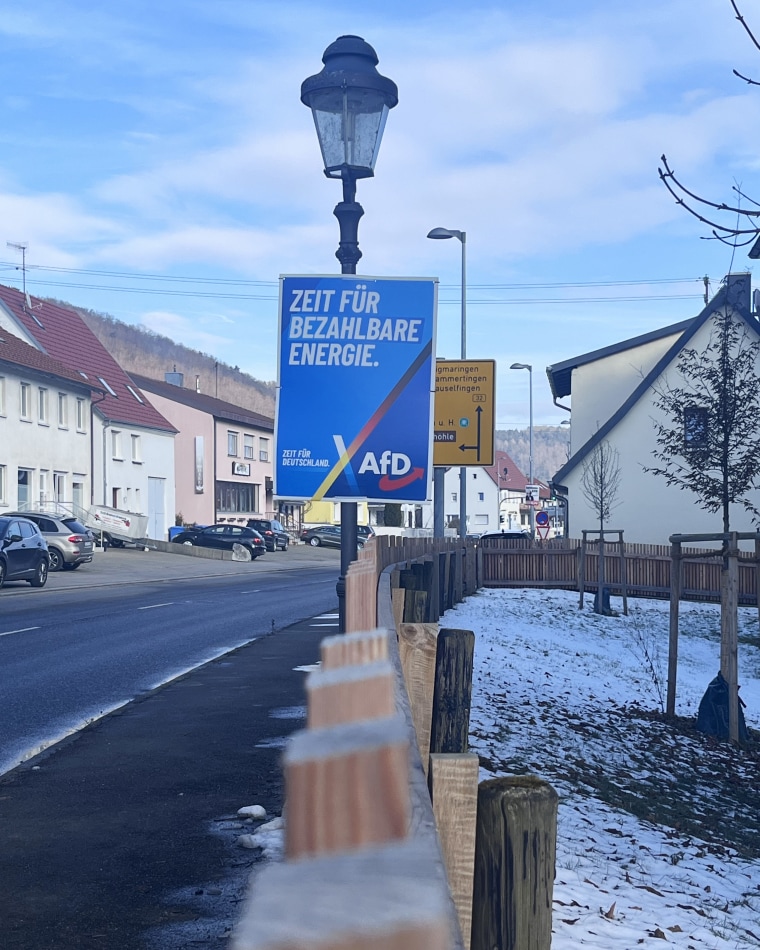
xmin=471 ymin=776 xmax=558 ymax=950
xmin=320 ymin=629 xmax=389 ymax=669
xmin=392 ymin=585 xmax=406 ymax=631
xmin=306 ymin=661 xmax=395 ymax=728
xmin=397 ymin=622 xmax=439 ymax=777
xmin=430 ymin=628 xmax=475 ymax=755
xmin=283 ymin=715 xmax=410 ymax=858
xmin=231 ymin=839 xmax=450 ymax=950
xmin=428 ymin=753 xmax=479 ymax=950
xmin=667 ymin=541 xmax=681 ymax=717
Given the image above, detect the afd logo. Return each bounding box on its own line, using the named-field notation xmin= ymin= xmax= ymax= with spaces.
xmin=357 ymin=451 xmax=424 ymax=491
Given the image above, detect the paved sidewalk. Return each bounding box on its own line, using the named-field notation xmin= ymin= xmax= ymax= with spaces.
xmin=0 ymin=604 xmax=336 ymax=949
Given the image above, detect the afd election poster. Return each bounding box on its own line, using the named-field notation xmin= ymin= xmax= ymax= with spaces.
xmin=275 ymin=275 xmax=437 ymax=502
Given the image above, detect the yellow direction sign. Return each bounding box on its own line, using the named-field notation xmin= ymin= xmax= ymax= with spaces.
xmin=434 ymin=359 xmax=495 ymax=466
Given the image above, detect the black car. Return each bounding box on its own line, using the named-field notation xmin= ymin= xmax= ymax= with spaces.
xmin=171 ymin=524 xmax=266 ymax=559
xmin=5 ymin=511 xmax=94 ymax=571
xmin=246 ymin=518 xmax=290 ymax=552
xmin=299 ymin=525 xmax=365 ymax=549
xmin=0 ymin=516 xmax=50 ymax=589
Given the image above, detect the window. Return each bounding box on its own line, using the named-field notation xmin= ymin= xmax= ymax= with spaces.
xmin=259 ymin=437 xmax=269 ymax=462
xmin=0 ymin=464 xmax=6 ymax=504
xmin=20 ymin=382 xmax=31 ymax=420
xmin=216 ymin=480 xmax=259 ymax=514
xmin=244 ymin=434 xmax=254 ymax=459
xmin=0 ymin=376 xmax=5 ymax=415
xmin=684 ymin=405 xmax=708 ymax=449
xmin=57 ymin=393 xmax=68 ymax=427
xmin=39 ymin=470 xmax=49 ymax=504
xmin=72 ymin=480 xmax=84 ymax=511
xmin=37 ymin=387 xmax=48 ymax=424
xmin=131 ymin=434 xmax=141 ymax=463
xmin=76 ymin=398 xmax=86 ymax=432
xmin=451 ymin=492 xmax=457 ymax=502
xmin=478 ymin=492 xmax=484 ymax=502
xmin=227 ymin=430 xmax=239 ymax=457
xmin=53 ymin=472 xmax=66 ymax=502
xmin=17 ymin=469 xmax=31 ymax=506
xmin=111 ymin=429 xmax=123 ymax=459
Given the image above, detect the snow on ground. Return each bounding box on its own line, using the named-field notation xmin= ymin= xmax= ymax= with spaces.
xmin=448 ymin=588 xmax=760 ymax=950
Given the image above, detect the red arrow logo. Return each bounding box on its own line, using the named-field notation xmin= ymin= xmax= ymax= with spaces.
xmin=378 ymin=468 xmax=425 ymax=492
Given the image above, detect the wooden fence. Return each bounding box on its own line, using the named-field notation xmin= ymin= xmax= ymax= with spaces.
xmin=480 ymin=536 xmax=760 ymax=604
xmin=232 ymin=535 xmax=556 ymax=950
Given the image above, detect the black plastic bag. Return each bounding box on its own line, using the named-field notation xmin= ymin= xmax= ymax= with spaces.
xmin=696 ymin=671 xmax=748 ymax=742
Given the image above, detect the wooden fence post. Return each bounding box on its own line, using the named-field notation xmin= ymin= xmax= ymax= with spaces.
xmin=306 ymin=661 xmax=395 ymax=728
xmin=284 ymin=716 xmax=410 ymax=859
xmin=667 ymin=541 xmax=681 ymax=718
xmin=428 ymin=753 xmax=479 ymax=950
xmin=722 ymin=534 xmax=740 ymax=744
xmin=471 ymin=776 xmax=558 ymax=950
xmin=430 ymin=628 xmax=475 ymax=755
xmin=398 ymin=622 xmax=439 ymax=778
xmin=231 ymin=840 xmax=450 ymax=950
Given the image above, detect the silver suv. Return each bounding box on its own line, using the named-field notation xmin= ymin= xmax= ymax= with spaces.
xmin=6 ymin=511 xmax=95 ymax=571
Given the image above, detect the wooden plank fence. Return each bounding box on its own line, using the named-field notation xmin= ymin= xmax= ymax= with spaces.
xmin=479 ymin=536 xmax=760 ymax=604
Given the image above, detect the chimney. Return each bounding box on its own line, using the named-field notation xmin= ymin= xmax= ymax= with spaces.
xmin=195 ymin=375 xmax=201 ymax=393
xmin=164 ymin=371 xmax=184 ymax=387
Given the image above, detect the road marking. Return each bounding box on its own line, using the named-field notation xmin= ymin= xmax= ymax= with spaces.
xmin=0 ymin=626 xmax=40 ymax=637
xmin=138 ymin=602 xmax=175 ymax=610
xmin=239 ymin=589 xmax=264 ymax=594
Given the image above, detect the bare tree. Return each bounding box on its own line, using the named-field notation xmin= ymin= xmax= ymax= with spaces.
xmin=645 ymin=311 xmax=760 ymax=533
xmin=659 ymin=1 xmax=760 ymax=250
xmin=580 ymin=439 xmax=622 ymax=614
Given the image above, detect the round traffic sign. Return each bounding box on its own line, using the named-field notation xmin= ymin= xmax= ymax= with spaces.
xmin=535 ymin=510 xmax=549 ymax=527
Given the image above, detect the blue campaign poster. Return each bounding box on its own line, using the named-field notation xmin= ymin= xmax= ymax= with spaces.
xmin=275 ymin=275 xmax=437 ymax=502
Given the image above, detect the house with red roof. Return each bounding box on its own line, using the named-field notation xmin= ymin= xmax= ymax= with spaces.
xmin=0 ymin=327 xmax=95 ymax=513
xmin=0 ymin=285 xmax=177 ymax=541
xmin=130 ymin=371 xmax=288 ymax=529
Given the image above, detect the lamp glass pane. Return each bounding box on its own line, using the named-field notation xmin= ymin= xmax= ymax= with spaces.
xmin=309 ymin=87 xmax=389 ymax=172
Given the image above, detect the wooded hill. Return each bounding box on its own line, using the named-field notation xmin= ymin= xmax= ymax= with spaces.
xmin=70 ymin=303 xmax=277 ymax=417
xmin=54 ymin=299 xmax=570 ymax=480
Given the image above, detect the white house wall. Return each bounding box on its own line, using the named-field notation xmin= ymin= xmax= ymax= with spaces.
xmin=565 ymin=312 xmax=760 ymax=546
xmin=570 ymin=331 xmax=684 ymax=450
xmin=443 ymin=466 xmax=500 ymax=533
xmin=92 ymin=415 xmax=176 ymax=541
xmin=0 ymin=368 xmax=91 ymax=511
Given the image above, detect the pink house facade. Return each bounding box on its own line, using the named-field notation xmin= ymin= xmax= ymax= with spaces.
xmin=132 ymin=373 xmax=276 ymax=528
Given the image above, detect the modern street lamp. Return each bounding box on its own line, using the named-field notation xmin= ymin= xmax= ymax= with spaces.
xmin=301 ymin=35 xmax=397 ymax=633
xmin=510 ymin=362 xmax=534 ymax=536
xmin=427 ymin=227 xmax=467 ymax=540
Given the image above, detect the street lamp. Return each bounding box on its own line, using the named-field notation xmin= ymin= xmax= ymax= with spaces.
xmin=427 ymin=227 xmax=467 ymax=540
xmin=301 ymin=35 xmax=397 ymax=633
xmin=510 ymin=362 xmax=534 ymax=536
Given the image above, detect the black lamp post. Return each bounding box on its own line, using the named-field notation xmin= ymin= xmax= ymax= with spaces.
xmin=301 ymin=35 xmax=398 ymax=632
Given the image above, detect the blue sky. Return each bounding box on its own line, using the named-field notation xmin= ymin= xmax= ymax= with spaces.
xmin=2 ymin=0 xmax=760 ymax=425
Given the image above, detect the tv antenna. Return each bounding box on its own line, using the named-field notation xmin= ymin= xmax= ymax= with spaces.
xmin=7 ymin=241 xmax=28 ymax=296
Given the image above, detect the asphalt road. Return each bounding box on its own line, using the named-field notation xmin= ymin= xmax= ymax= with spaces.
xmin=0 ymin=544 xmax=342 ymax=948
xmin=0 ymin=545 xmax=340 ymax=776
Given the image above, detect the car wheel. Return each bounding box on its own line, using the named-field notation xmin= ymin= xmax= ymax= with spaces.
xmin=47 ymin=547 xmax=64 ymax=572
xmin=29 ymin=558 xmax=49 ymax=588
xmin=280 ymin=540 xmax=289 ymax=550
xmin=309 ymin=536 xmax=321 ymax=546
xmin=0 ymin=560 xmax=5 ymax=589
xmin=182 ymin=539 xmax=194 ymax=546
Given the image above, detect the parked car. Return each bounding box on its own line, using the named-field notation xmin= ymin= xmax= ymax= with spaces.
xmin=0 ymin=516 xmax=49 ymax=589
xmin=357 ymin=525 xmax=375 ymax=541
xmin=299 ymin=525 xmax=366 ymax=549
xmin=170 ymin=524 xmax=266 ymax=558
xmin=5 ymin=511 xmax=95 ymax=571
xmin=246 ymin=518 xmax=290 ymax=552
xmin=477 ymin=530 xmax=531 ymax=545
